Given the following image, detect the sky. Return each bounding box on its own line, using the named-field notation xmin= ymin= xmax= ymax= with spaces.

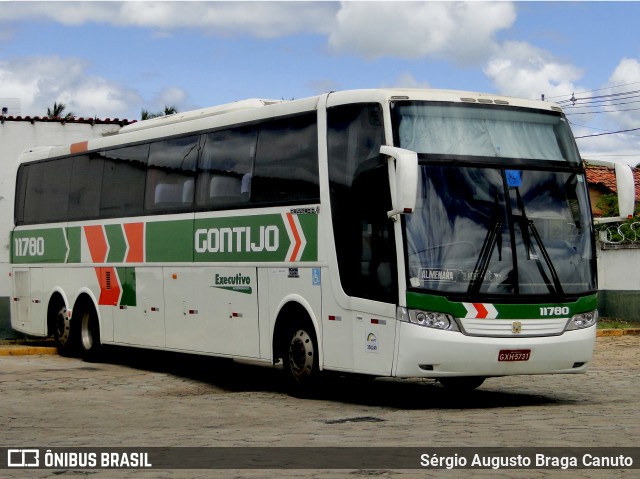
xmin=1 ymin=1 xmax=640 ymax=166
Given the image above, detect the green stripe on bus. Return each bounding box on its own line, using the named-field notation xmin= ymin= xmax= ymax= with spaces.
xmin=105 ymin=224 xmax=127 ymax=263
xmin=145 ymin=219 xmax=195 ymax=263
xmin=66 ymin=227 xmax=81 ymax=263
xmin=11 ymin=228 xmax=67 ymax=264
xmin=405 ymin=292 xmax=598 ymax=319
xmin=297 ymin=213 xmax=319 ymax=262
xmin=117 ymin=267 xmax=137 ymax=307
xmin=11 ymin=212 xmax=319 ymax=265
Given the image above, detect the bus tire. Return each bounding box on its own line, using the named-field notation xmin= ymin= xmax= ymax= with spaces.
xmin=51 ymin=301 xmax=75 ymax=357
xmin=77 ymin=301 xmax=102 ymax=362
xmin=283 ymin=323 xmax=320 ymax=395
xmin=438 ymin=376 xmax=485 ymax=391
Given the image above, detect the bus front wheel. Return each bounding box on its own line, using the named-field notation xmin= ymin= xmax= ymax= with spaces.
xmin=283 ymin=325 xmax=320 ymax=394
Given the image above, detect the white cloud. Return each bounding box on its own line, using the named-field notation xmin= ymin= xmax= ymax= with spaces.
xmin=0 ymin=1 xmax=337 ymax=38
xmin=143 ymin=86 xmax=195 ymax=114
xmin=575 ymin=57 xmax=640 ymax=166
xmin=576 ymin=132 xmax=640 ymax=167
xmin=387 ymin=73 xmax=431 ymax=89
xmin=328 ymin=1 xmax=515 ymax=64
xmin=0 ymin=56 xmax=142 ymax=119
xmin=484 ymin=41 xmax=584 ymax=100
xmin=1 ymin=1 xmax=514 ymax=61
xmin=609 ymin=58 xmax=640 ymax=85
xmin=601 ymin=58 xmax=640 ymax=130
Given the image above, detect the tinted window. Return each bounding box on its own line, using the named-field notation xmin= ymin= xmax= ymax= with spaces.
xmin=22 ymin=159 xmax=72 ymax=224
xmin=327 ymin=104 xmax=396 ymax=302
xmin=252 ymin=113 xmax=319 ymax=204
xmin=392 ymin=102 xmax=581 ymax=165
xmin=99 ymin=144 xmax=149 ymax=217
xmin=145 ymin=136 xmax=200 ymax=211
xmin=197 ymin=127 xmax=257 ymax=208
xmin=14 ymin=165 xmax=28 ymax=225
xmin=68 ymin=154 xmax=104 ymax=221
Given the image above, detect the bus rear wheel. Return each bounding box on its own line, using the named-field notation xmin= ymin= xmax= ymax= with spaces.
xmin=77 ymin=302 xmax=102 ymax=362
xmin=283 ymin=326 xmax=320 ymax=394
xmin=53 ymin=305 xmax=74 ymax=356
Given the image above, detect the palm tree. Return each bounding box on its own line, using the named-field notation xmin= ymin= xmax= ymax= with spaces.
xmin=163 ymin=105 xmax=177 ymax=115
xmin=140 ymin=105 xmax=178 ymax=120
xmin=46 ymin=102 xmax=74 ymax=119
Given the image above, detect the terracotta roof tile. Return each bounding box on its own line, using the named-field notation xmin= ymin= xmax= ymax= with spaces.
xmin=0 ymin=115 xmax=136 ymax=126
xmin=585 ymin=165 xmax=640 ymax=201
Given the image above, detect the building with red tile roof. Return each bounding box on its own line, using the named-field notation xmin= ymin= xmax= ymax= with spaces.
xmin=585 ymin=163 xmax=639 ymax=216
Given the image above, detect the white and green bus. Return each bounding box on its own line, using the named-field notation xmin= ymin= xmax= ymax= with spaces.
xmin=10 ymin=89 xmax=612 ymax=391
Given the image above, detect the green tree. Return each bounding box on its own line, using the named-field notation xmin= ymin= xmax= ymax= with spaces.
xmin=140 ymin=105 xmax=178 ymax=120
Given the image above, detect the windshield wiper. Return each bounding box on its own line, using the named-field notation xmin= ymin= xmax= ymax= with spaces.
xmin=468 ymin=194 xmax=503 ymax=295
xmin=515 ymin=188 xmax=564 ymax=296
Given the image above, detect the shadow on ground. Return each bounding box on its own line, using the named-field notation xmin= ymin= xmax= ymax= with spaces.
xmin=90 ymin=345 xmax=568 ymax=411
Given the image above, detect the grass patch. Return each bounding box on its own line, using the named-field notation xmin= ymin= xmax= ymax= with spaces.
xmin=598 ymin=318 xmax=639 ymax=329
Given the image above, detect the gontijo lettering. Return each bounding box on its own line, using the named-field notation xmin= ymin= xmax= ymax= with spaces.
xmin=195 ymin=226 xmax=279 ymax=253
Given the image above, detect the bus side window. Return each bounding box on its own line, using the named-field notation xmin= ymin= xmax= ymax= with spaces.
xmin=197 ymin=127 xmax=256 ymax=208
xmin=252 ymin=113 xmax=319 ymax=205
xmin=145 ymin=136 xmax=199 ymax=211
xmin=22 ymin=158 xmax=72 ymax=224
xmin=68 ymin=154 xmax=104 ymax=221
xmin=99 ymin=144 xmax=149 ymax=218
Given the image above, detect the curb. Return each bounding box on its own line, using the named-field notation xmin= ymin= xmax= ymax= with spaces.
xmin=0 ymin=345 xmax=58 ymax=356
xmin=597 ymin=328 xmax=640 ymax=337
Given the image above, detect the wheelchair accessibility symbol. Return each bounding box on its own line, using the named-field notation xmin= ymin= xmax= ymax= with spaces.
xmin=312 ymin=268 xmax=321 ymax=286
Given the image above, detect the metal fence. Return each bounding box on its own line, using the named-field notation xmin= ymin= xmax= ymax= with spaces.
xmin=597 ymin=221 xmax=640 ymax=246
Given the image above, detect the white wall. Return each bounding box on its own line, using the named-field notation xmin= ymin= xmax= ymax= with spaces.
xmin=597 ymin=246 xmax=640 ymax=291
xmin=0 ymin=120 xmax=124 ymax=301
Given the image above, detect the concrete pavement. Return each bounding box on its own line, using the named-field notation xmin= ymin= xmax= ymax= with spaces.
xmin=1 ymin=334 xmax=639 ymax=479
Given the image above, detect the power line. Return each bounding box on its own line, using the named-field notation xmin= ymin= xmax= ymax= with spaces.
xmin=557 ymin=89 xmax=640 ymax=106
xmin=574 ymin=126 xmax=640 ymax=139
xmin=566 ymin=106 xmax=640 ymax=115
xmin=561 ymin=95 xmax=640 ymax=109
xmin=585 ymin=153 xmax=640 ymax=158
xmin=568 ymin=121 xmax=616 ymax=133
xmin=545 ymin=81 xmax=640 ymax=101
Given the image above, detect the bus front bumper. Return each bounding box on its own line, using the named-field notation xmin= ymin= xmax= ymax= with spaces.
xmin=392 ymin=321 xmax=596 ymax=378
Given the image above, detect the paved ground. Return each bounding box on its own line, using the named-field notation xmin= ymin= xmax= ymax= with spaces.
xmin=1 ymin=334 xmax=639 ymax=478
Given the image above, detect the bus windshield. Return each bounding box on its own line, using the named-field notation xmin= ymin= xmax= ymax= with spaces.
xmin=393 ymin=101 xmax=581 ymax=165
xmin=403 ymin=166 xmax=595 ymax=298
xmin=392 ymin=102 xmax=595 ymax=299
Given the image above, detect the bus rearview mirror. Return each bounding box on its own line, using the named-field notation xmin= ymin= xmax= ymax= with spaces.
xmin=381 ymin=146 xmax=418 ymax=218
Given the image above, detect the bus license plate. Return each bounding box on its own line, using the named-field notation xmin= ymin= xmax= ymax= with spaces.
xmin=498 ymin=349 xmax=531 ymax=362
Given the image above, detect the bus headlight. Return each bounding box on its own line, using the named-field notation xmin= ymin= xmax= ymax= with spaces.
xmin=566 ymin=310 xmax=598 ymax=331
xmin=397 ymin=307 xmax=459 ymax=331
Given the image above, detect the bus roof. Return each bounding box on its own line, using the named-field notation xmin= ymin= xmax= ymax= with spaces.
xmin=18 ymin=89 xmax=564 ymax=163
xmin=118 ymin=98 xmax=283 ymax=134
